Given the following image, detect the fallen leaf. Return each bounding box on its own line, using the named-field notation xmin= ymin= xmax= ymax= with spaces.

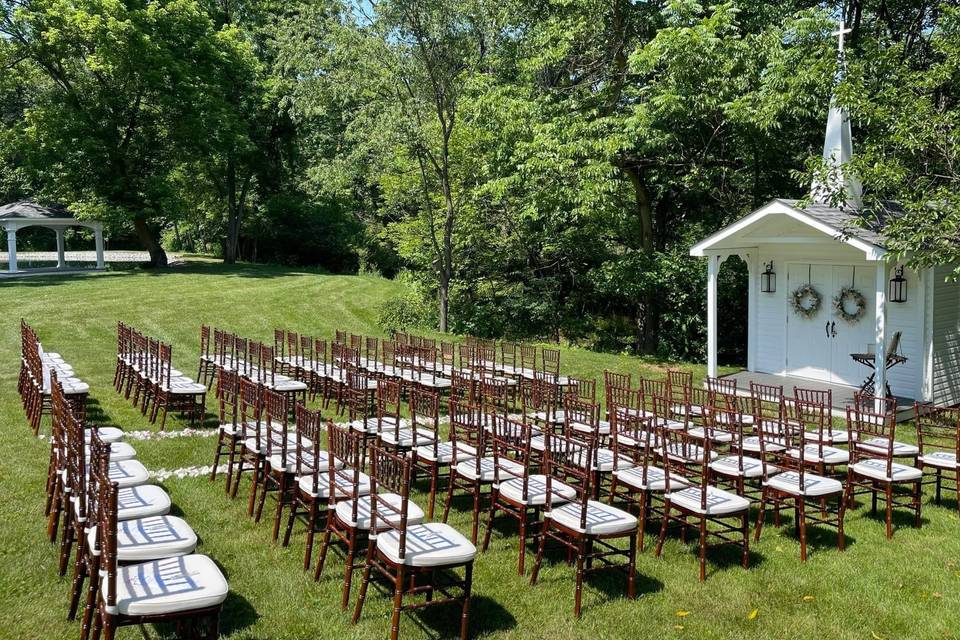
xmin=675 ymin=624 xmax=684 ymax=631
xmin=676 ymin=610 xmax=690 ymax=618
xmin=748 ymin=609 xmax=759 ymax=620
xmin=802 ymin=595 xmax=815 ymax=602
xmin=933 ymin=592 xmax=943 ymax=599
xmin=872 ymin=632 xmax=884 ymax=640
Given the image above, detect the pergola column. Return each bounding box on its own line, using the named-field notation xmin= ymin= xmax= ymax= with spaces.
xmin=874 ymin=261 xmax=888 ymax=407
xmin=706 ymin=254 xmax=720 ymax=379
xmin=4 ymin=225 xmax=17 ymax=273
xmin=55 ymin=227 xmax=66 ymax=269
xmin=94 ymin=225 xmax=105 ymax=269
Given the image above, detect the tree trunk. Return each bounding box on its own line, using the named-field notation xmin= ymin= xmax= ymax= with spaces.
xmin=133 ymin=217 xmax=167 ymax=267
xmin=622 ymin=163 xmax=659 ymax=355
xmin=223 ymin=157 xmax=242 ymax=265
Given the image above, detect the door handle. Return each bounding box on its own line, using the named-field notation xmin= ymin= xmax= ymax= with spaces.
xmin=831 ymin=321 xmax=837 ymax=338
xmin=825 ymin=322 xmax=831 ymax=338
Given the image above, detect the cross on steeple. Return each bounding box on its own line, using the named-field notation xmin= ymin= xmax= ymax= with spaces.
xmin=810 ymin=18 xmax=862 ymax=210
xmin=833 ymin=20 xmax=852 ymax=54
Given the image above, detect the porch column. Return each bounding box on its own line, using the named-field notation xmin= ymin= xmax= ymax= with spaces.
xmin=706 ymin=254 xmax=719 ymax=378
xmin=55 ymin=228 xmax=66 ymax=269
xmin=5 ymin=225 xmax=17 ymax=273
xmin=874 ymin=261 xmax=888 ymax=407
xmin=94 ymin=225 xmax=105 ymax=269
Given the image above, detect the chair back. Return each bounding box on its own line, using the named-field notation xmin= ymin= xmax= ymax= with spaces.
xmin=449 ymin=399 xmax=484 ymax=476
xmin=409 ymin=387 xmax=440 ymax=452
xmin=239 ymin=378 xmax=264 ymax=447
xmin=377 ymin=378 xmax=402 ymax=438
xmin=217 ymin=368 xmax=240 ymax=429
xmin=263 ymin=387 xmax=290 ymax=463
xmin=367 ymin=442 xmax=414 ymax=557
xmin=706 ymin=376 xmax=737 ymax=396
xmin=489 ymin=415 xmax=532 ymax=496
xmin=295 ymin=403 xmax=324 ymax=481
xmin=914 ymin=404 xmax=960 ymax=466
xmin=543 ymin=430 xmax=592 ymax=528
xmin=847 ymin=404 xmax=897 ymax=475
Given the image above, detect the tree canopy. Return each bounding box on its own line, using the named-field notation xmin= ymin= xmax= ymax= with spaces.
xmin=1 ymin=0 xmax=958 ymax=359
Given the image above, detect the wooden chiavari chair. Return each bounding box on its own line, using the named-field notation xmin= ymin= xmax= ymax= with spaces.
xmin=197 ymin=324 xmax=218 ymax=388
xmin=380 ymin=385 xmax=437 ymax=454
xmin=743 ymin=382 xmax=785 ymax=457
xmin=345 ymin=368 xmax=380 ymax=453
xmin=794 ymin=386 xmax=847 ymax=444
xmin=787 ymin=399 xmax=849 ymax=476
xmin=335 ymin=329 xmax=348 ymax=345
xmin=852 ymin=393 xmax=919 ymax=459
xmin=753 ymin=411 xmax=845 ymax=560
xmin=654 ymin=422 xmax=751 ymax=582
xmin=257 ymin=388 xmax=300 ymax=539
xmin=439 ymin=341 xmax=456 ymax=376
xmin=481 ymin=415 xmax=575 ymax=575
xmin=210 ymin=368 xmax=242 ymax=493
xmin=87 ymin=466 xmax=226 ymax=640
xmin=498 ymin=340 xmax=518 ymax=377
xmin=73 ymin=429 xmax=190 ymax=637
xmin=705 ymin=375 xmax=737 ymax=396
xmin=843 ymin=404 xmax=922 ymax=539
xmin=113 ymin=322 xmax=132 ymax=393
xmin=702 ymin=395 xmax=765 ymax=496
xmin=315 ymin=421 xmax=411 ymax=609
xmin=915 ymin=404 xmax=960 ymax=511
xmin=530 ymin=429 xmax=638 ymax=618
xmin=409 ymin=387 xmax=460 ymax=519
xmin=563 ymin=396 xmax=626 ymax=498
xmin=603 ymin=370 xmax=632 ymax=422
xmin=442 ymin=399 xmax=497 ymax=543
xmin=519 ymin=344 xmax=537 ymax=380
xmin=150 ymin=342 xmax=207 ymax=430
xmin=233 ymin=378 xmax=265 ymax=513
xmin=351 ymin=441 xmax=475 ymax=640
xmin=283 ymin=404 xmax=330 ymax=569
xmin=667 ymin=369 xmax=702 ymax=422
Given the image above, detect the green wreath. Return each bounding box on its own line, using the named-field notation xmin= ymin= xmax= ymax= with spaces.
xmin=790 ymin=284 xmax=822 ymax=319
xmin=833 ymin=286 xmax=867 ymax=324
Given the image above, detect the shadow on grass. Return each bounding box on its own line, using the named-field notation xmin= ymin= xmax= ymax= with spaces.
xmin=0 ymin=259 xmax=337 ymax=289
xmin=151 ymin=590 xmax=258 ymax=639
xmin=406 ymin=594 xmax=516 ymax=639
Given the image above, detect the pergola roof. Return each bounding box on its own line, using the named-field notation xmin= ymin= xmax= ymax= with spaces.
xmin=0 ymin=200 xmax=75 ymax=222
xmin=689 ymin=198 xmax=905 ymax=261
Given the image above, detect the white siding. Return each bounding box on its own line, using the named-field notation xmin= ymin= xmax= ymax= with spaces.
xmin=754 ymin=249 xmax=785 ymax=374
xmin=931 ymin=264 xmax=960 ymax=405
xmin=884 ymin=265 xmax=925 ymax=400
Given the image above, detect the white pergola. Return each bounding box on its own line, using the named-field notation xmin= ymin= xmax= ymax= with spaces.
xmin=0 ymin=201 xmax=104 ymax=274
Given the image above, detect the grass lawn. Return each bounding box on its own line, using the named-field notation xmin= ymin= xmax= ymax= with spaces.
xmin=1 ymin=259 xmax=958 ymax=640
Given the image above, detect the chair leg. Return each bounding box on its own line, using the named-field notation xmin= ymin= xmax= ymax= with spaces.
xmin=67 ymin=547 xmax=86 ymax=620
xmin=914 ymin=481 xmax=922 ymax=528
xmin=480 ymin=492 xmax=497 ymax=553
xmin=637 ymin=490 xmax=648 ymax=552
xmin=315 ymin=528 xmax=332 ymax=581
xmin=885 ymin=483 xmax=894 ymax=540
xmin=797 ymin=496 xmax=807 ymax=561
xmin=754 ymin=491 xmax=767 ymax=542
xmin=428 ymin=463 xmax=439 ymax=519
xmin=247 ymin=459 xmax=260 ymax=516
xmin=304 ymin=500 xmax=318 ymax=571
xmin=283 ymin=497 xmax=298 ymax=547
xmin=211 ymin=436 xmax=224 ymax=483
xmin=517 ymin=510 xmax=527 ymax=576
xmin=272 ymin=473 xmax=288 ymax=542
xmin=389 ymin=564 xmax=406 ymax=640
xmin=698 ymin=516 xmax=707 ymax=582
xmin=529 ymin=525 xmax=546 ymax=586
xmin=574 ymin=539 xmax=586 ymax=618
xmin=460 ymin=562 xmax=473 ymax=640
xmin=341 ymin=531 xmax=356 ymax=610
xmin=654 ymin=503 xmax=670 ymax=559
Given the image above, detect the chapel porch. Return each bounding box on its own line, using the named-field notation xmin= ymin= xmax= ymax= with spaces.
xmin=720 ymin=369 xmax=916 ymax=422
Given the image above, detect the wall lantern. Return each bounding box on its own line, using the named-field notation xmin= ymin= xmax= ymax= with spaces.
xmin=761 ymin=261 xmax=776 ymax=293
xmin=889 ymin=265 xmax=907 ymax=303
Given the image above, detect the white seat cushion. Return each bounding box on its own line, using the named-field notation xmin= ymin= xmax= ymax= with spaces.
xmin=920 ymin=450 xmax=958 ymax=469
xmin=377 ymin=522 xmax=476 ymax=567
xmin=548 ymin=500 xmax=637 ymax=535
xmin=687 ymin=427 xmax=734 ymax=443
xmin=165 ymin=381 xmax=206 ymax=395
xmin=87 ymin=515 xmax=197 ymax=561
xmin=614 ymin=465 xmax=690 ymax=492
xmin=764 ymin=470 xmax=842 ymax=497
xmin=86 ymin=427 xmax=124 ymax=444
xmin=741 ymin=435 xmax=786 ymax=454
xmin=498 ymin=474 xmax=576 ymax=506
xmin=85 ymin=441 xmax=137 ymax=462
xmin=269 ymin=449 xmax=340 ymax=475
xmin=665 ymin=443 xmax=716 ymax=464
xmin=786 ymin=444 xmax=849 ymax=465
xmin=710 ymin=455 xmax=769 ymax=479
xmin=671 ymin=404 xmax=704 ymax=418
xmin=105 ymin=460 xmax=151 ymax=489
xmin=414 ymin=442 xmax=477 ymax=464
xmin=857 ymin=438 xmax=920 ymax=458
xmin=380 ymin=428 xmax=436 ymax=448
xmin=851 ymin=459 xmax=923 ymax=482
xmin=667 ymin=485 xmax=750 ymax=515
xmin=803 ymin=428 xmax=849 ymax=444
xmin=335 ymin=493 xmax=425 ymax=530
xmin=455 ymin=456 xmax=523 ymax=483
xmin=107 ymin=554 xmax=228 ymax=616
xmin=116 ymin=484 xmax=172 ymax=520
xmin=572 ymin=447 xmax=634 ymax=473
xmin=269 ymin=379 xmax=308 ymax=392
xmin=297 ymin=470 xmax=371 ymax=499
xmin=350 ymin=416 xmax=399 ymax=434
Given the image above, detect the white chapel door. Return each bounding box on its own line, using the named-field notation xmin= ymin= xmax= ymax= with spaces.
xmin=785 ymin=263 xmax=833 ymax=381
xmin=829 ymin=265 xmax=876 ymax=386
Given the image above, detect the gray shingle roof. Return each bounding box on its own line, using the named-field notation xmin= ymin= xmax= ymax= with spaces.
xmin=774 ymin=198 xmax=904 ymax=248
xmin=0 ymin=201 xmax=74 ymax=221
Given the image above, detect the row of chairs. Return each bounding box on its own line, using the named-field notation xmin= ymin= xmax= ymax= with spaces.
xmin=113 ymin=322 xmax=207 ymax=429
xmin=18 ymin=319 xmax=89 ymax=434
xmin=210 ymin=369 xmax=475 ymax=640
xmin=45 ymin=372 xmax=229 ymax=640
